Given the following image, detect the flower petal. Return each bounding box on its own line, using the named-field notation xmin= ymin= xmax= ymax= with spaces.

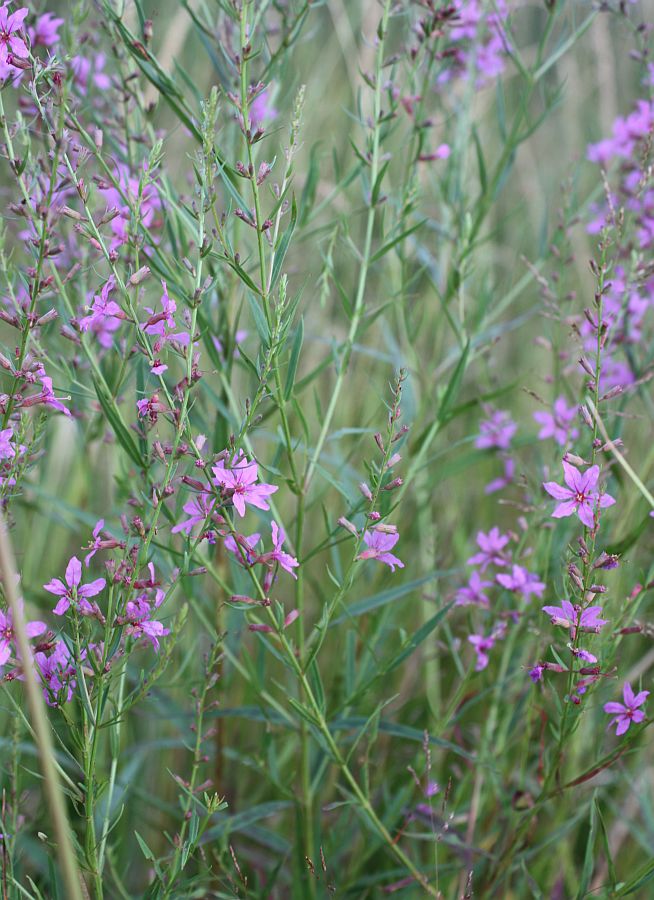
xmin=65 ymin=556 xmax=82 ymax=589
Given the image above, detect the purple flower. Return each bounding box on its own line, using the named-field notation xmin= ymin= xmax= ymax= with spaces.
xmin=212 ymin=453 xmax=278 ymax=518
xmin=455 ymin=571 xmax=492 ymax=607
xmin=475 ymin=410 xmax=516 ymax=450
xmin=357 ymin=527 xmax=404 ymax=572
xmin=0 ymin=6 xmax=28 ymax=67
xmin=79 ymin=279 xmax=124 ymax=336
xmin=604 ymin=682 xmax=649 ymax=736
xmin=533 ymin=397 xmax=579 ymax=447
xmin=28 ymin=367 xmax=72 ymax=417
xmin=171 ymin=494 xmax=216 ymax=536
xmin=468 ymin=633 xmax=495 ymax=671
xmin=259 ymin=521 xmax=299 ymax=578
xmin=496 ymin=564 xmax=545 ymax=601
xmin=529 ymin=664 xmax=545 ymax=683
xmin=467 ymin=527 xmax=510 ymax=571
xmin=70 ymin=53 xmax=111 ymax=95
xmin=84 ymin=520 xmax=104 ymax=566
xmin=224 ymin=532 xmax=261 ymax=566
xmin=28 ymin=12 xmax=64 ymax=48
xmin=543 ymin=460 xmax=615 ymax=529
xmin=35 ymin=641 xmax=77 ymax=706
xmin=0 ymin=607 xmax=46 ymax=668
xmin=542 ymin=600 xmax=608 ymax=638
xmin=121 ymin=592 xmax=169 ymax=651
xmin=250 ymin=89 xmax=277 ymax=129
xmin=485 ymin=456 xmax=514 ymax=494
xmin=44 ymin=556 xmax=106 ymax=616
xmin=468 ymin=622 xmax=507 ymax=671
xmin=571 ymin=646 xmax=597 ymax=664
xmin=0 ymin=427 xmax=15 ymax=460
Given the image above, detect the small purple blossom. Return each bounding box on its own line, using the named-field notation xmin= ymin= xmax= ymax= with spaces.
xmin=0 ymin=607 xmax=46 ymax=668
xmin=250 ymin=88 xmax=277 ymax=128
xmin=120 ymin=591 xmax=169 ymax=651
xmin=467 ymin=527 xmax=510 ymax=571
xmin=35 ymin=641 xmax=77 ymax=706
xmin=455 ymin=571 xmax=492 ymax=607
xmin=543 ymin=460 xmax=615 ymax=529
xmin=79 ymin=279 xmax=124 ymax=339
xmin=260 ymin=521 xmax=299 ymax=578
xmin=496 ymin=564 xmax=545 ymax=601
xmin=357 ymin=527 xmax=404 ymax=572
xmin=604 ymin=682 xmax=649 ymax=736
xmin=171 ymin=494 xmax=216 ymax=537
xmin=0 ymin=427 xmax=15 ymax=460
xmin=28 ymin=12 xmax=63 ymax=48
xmin=224 ymin=532 xmax=261 ymax=566
xmin=485 ymin=456 xmax=514 ymax=494
xmin=0 ymin=6 xmax=28 ymax=69
xmin=44 ymin=556 xmax=106 ymax=616
xmin=533 ymin=396 xmax=579 ymax=447
xmin=84 ymin=519 xmax=104 ymax=566
xmin=475 ymin=410 xmax=517 ymax=450
xmin=542 ymin=600 xmax=608 ymax=638
xmin=468 ymin=633 xmax=495 ymax=672
xmin=212 ymin=453 xmax=278 ymax=518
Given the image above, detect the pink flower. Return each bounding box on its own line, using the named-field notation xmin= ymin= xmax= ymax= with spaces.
xmin=0 ymin=6 xmax=28 ymax=68
xmin=250 ymin=88 xmax=277 ymax=128
xmin=35 ymin=641 xmax=77 ymax=706
xmin=224 ymin=532 xmax=261 ymax=565
xmin=211 ymin=453 xmax=278 ymax=518
xmin=38 ymin=372 xmax=71 ymax=417
xmin=455 ymin=571 xmax=492 ymax=607
xmin=467 ymin=527 xmax=510 ymax=570
xmin=70 ymin=53 xmax=111 ymax=95
xmin=543 ymin=460 xmax=615 ymax=529
xmin=0 ymin=427 xmax=15 ymax=460
xmin=468 ymin=632 xmax=495 ymax=671
xmin=260 ymin=521 xmax=299 ymax=578
xmin=84 ymin=520 xmax=104 ymax=566
xmin=604 ymin=682 xmax=649 ymax=736
xmin=485 ymin=456 xmax=514 ymax=494
xmin=120 ymin=592 xmax=169 ymax=651
xmin=496 ymin=564 xmax=545 ymax=600
xmin=44 ymin=556 xmax=106 ymax=616
xmin=28 ymin=12 xmax=63 ymax=48
xmin=171 ymin=494 xmax=215 ymax=536
xmin=533 ymin=396 xmax=579 ymax=447
xmin=542 ymin=600 xmax=608 ymax=638
xmin=475 ymin=410 xmax=516 ymax=450
xmin=357 ymin=527 xmax=404 ymax=572
xmin=83 ymin=520 xmax=124 ymax=566
xmin=0 ymin=607 xmax=46 ymax=668
xmin=79 ymin=279 xmax=124 ymax=337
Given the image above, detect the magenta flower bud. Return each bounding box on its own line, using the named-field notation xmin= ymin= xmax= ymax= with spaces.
xmin=386 ymin=453 xmax=402 ymax=469
xmin=382 ymin=477 xmax=403 ymax=491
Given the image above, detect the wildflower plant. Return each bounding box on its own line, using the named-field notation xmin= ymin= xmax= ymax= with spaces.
xmin=0 ymin=1 xmax=653 ymax=898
